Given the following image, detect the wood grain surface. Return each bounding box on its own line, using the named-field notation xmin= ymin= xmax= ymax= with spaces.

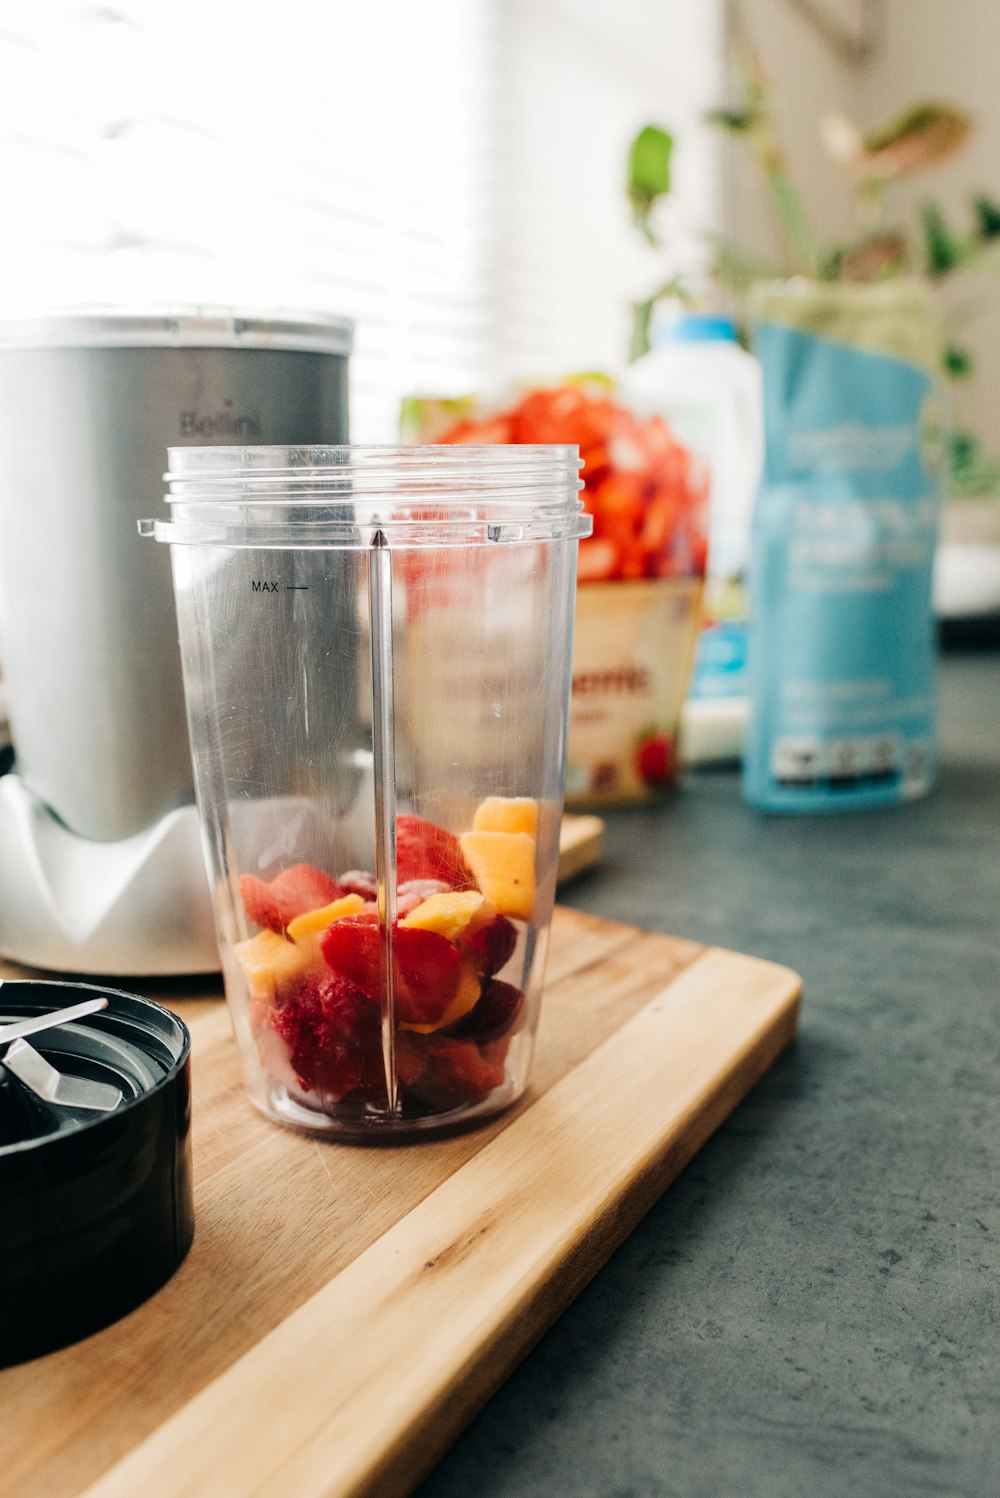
xmin=1 ymin=908 xmax=801 ymax=1498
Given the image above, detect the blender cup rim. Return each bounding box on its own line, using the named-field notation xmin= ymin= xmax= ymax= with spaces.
xmin=164 ymin=443 xmax=582 ymax=479
xmin=145 ymin=445 xmax=590 ymax=548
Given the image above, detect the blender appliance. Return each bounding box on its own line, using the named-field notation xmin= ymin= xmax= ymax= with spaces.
xmin=0 ymin=308 xmax=352 ymax=974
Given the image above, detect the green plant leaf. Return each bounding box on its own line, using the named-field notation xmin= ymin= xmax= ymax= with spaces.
xmin=942 ymin=343 xmax=973 ymax=378
xmin=949 ymin=429 xmax=1000 ymax=497
xmin=922 ymin=202 xmax=963 ymax=277
xmin=629 ymin=298 xmax=656 ymax=363
xmin=824 ymin=230 xmax=909 ymax=282
xmin=861 ymin=102 xmax=972 ymax=178
xmin=705 ymin=107 xmax=758 ymax=134
xmin=628 ymin=125 xmax=673 ymax=221
xmin=973 ymin=194 xmax=1000 ymax=240
xmin=627 ymin=277 xmax=691 ymax=363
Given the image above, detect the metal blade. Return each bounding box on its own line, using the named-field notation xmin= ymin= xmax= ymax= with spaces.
xmin=0 ymin=995 xmax=108 ymax=1048
xmin=1 ymin=1037 xmax=124 ymax=1112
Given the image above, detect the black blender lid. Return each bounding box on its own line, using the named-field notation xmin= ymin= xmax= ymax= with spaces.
xmin=0 ymin=980 xmax=194 ymax=1367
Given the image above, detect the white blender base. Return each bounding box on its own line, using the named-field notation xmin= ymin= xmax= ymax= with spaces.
xmin=0 ymin=775 xmax=220 ymax=975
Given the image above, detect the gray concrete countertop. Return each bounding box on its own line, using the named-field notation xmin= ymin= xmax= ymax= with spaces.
xmin=418 ymin=651 xmax=999 ymax=1498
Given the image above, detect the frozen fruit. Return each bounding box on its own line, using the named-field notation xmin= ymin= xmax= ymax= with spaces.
xmin=392 ymin=926 xmax=463 ymax=1026
xmin=320 ymin=915 xmax=380 ymax=996
xmin=287 ymin=893 xmax=367 ymax=944
xmin=403 ymin=960 xmax=482 ymax=1035
xmin=321 ymin=917 xmax=462 ymax=1027
xmin=336 ymin=869 xmax=379 ymax=901
xmin=448 ymin=978 xmax=524 ymax=1045
xmin=396 ymin=878 xmax=451 ymax=917
xmin=458 ymin=830 xmax=536 ymax=920
xmin=463 ymin=914 xmax=517 ymax=976
xmin=287 ymin=893 xmax=369 ymax=964
xmin=404 ymin=1036 xmax=508 ymax=1109
xmin=239 ymin=863 xmax=342 ymax=933
xmin=401 ymin=889 xmax=489 ymax=940
xmin=471 ymin=796 xmax=539 ymax=839
xmin=233 ymin=929 xmax=310 ymax=1002
xmin=635 ymin=732 xmax=676 ymax=787
xmin=470 ymin=796 xmax=538 ymax=844
xmin=396 ymin=815 xmax=475 ymax=888
xmin=269 ymin=970 xmax=383 ymax=1101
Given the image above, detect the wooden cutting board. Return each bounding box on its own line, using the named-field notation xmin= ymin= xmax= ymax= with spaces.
xmin=1 ymin=908 xmax=801 ymax=1498
xmin=557 ymin=811 xmax=605 ymax=882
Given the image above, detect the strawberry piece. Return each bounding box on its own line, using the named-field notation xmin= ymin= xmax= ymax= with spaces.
xmin=448 ymin=978 xmax=524 ymax=1045
xmin=463 ymin=915 xmax=517 ymax=976
xmin=635 ymin=733 xmax=676 ymax=787
xmin=403 ymin=1036 xmax=508 ymax=1110
xmin=396 ymin=815 xmax=475 ymax=888
xmin=321 ymin=917 xmax=461 ymax=1027
xmin=336 ymin=869 xmax=379 ymax=901
xmin=239 ymin=863 xmax=342 ymax=933
xmin=394 ymin=925 xmax=462 ymax=1025
xmin=268 ymin=970 xmax=383 ymax=1101
xmin=320 ymin=916 xmax=381 ymax=997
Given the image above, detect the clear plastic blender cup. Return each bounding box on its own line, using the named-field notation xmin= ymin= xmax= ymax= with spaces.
xmin=143 ymin=445 xmax=589 ymax=1137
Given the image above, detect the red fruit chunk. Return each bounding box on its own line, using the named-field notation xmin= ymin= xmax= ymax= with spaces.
xmin=463 ymin=915 xmax=518 ymax=976
xmin=321 ymin=917 xmax=461 ymax=1027
xmin=320 ymin=916 xmax=380 ymax=996
xmin=239 ymin=863 xmax=342 ymax=933
xmin=268 ymin=970 xmax=383 ymax=1101
xmin=635 ymin=733 xmax=676 ymax=788
xmin=404 ymin=1036 xmax=508 ymax=1110
xmin=396 ymin=815 xmax=475 ymax=889
xmin=448 ymin=978 xmax=524 ymax=1045
xmin=394 ymin=925 xmax=462 ymax=1025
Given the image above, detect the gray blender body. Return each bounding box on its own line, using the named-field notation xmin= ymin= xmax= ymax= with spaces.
xmin=0 ymin=310 xmax=353 ymax=974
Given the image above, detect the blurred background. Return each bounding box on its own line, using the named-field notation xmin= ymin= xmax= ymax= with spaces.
xmin=0 ymin=0 xmax=998 ymax=463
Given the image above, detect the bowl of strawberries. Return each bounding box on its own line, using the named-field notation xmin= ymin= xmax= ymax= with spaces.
xmin=403 ymin=378 xmax=709 ymax=803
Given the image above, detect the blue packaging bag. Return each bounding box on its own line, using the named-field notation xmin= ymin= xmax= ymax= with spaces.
xmin=744 ymin=283 xmax=942 ymax=812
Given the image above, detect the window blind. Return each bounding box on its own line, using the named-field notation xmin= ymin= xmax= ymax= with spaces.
xmin=0 ymin=1 xmax=724 ymax=434
xmin=0 ymin=0 xmax=501 ymax=440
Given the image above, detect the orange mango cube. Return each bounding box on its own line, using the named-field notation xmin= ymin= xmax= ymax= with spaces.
xmin=233 ymin=929 xmax=309 ymax=1001
xmin=459 ymin=831 xmax=536 ymax=921
xmin=401 ymin=889 xmax=489 ymax=941
xmin=471 ymin=796 xmax=539 ymax=839
xmin=287 ymin=893 xmax=366 ymax=944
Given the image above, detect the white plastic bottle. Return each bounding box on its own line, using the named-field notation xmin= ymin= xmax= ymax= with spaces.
xmin=624 ymin=312 xmax=764 ymax=763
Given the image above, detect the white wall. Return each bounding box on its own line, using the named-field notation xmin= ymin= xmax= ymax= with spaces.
xmin=725 ymin=0 xmax=860 ymax=271
xmin=495 ymin=0 xmax=725 ymax=382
